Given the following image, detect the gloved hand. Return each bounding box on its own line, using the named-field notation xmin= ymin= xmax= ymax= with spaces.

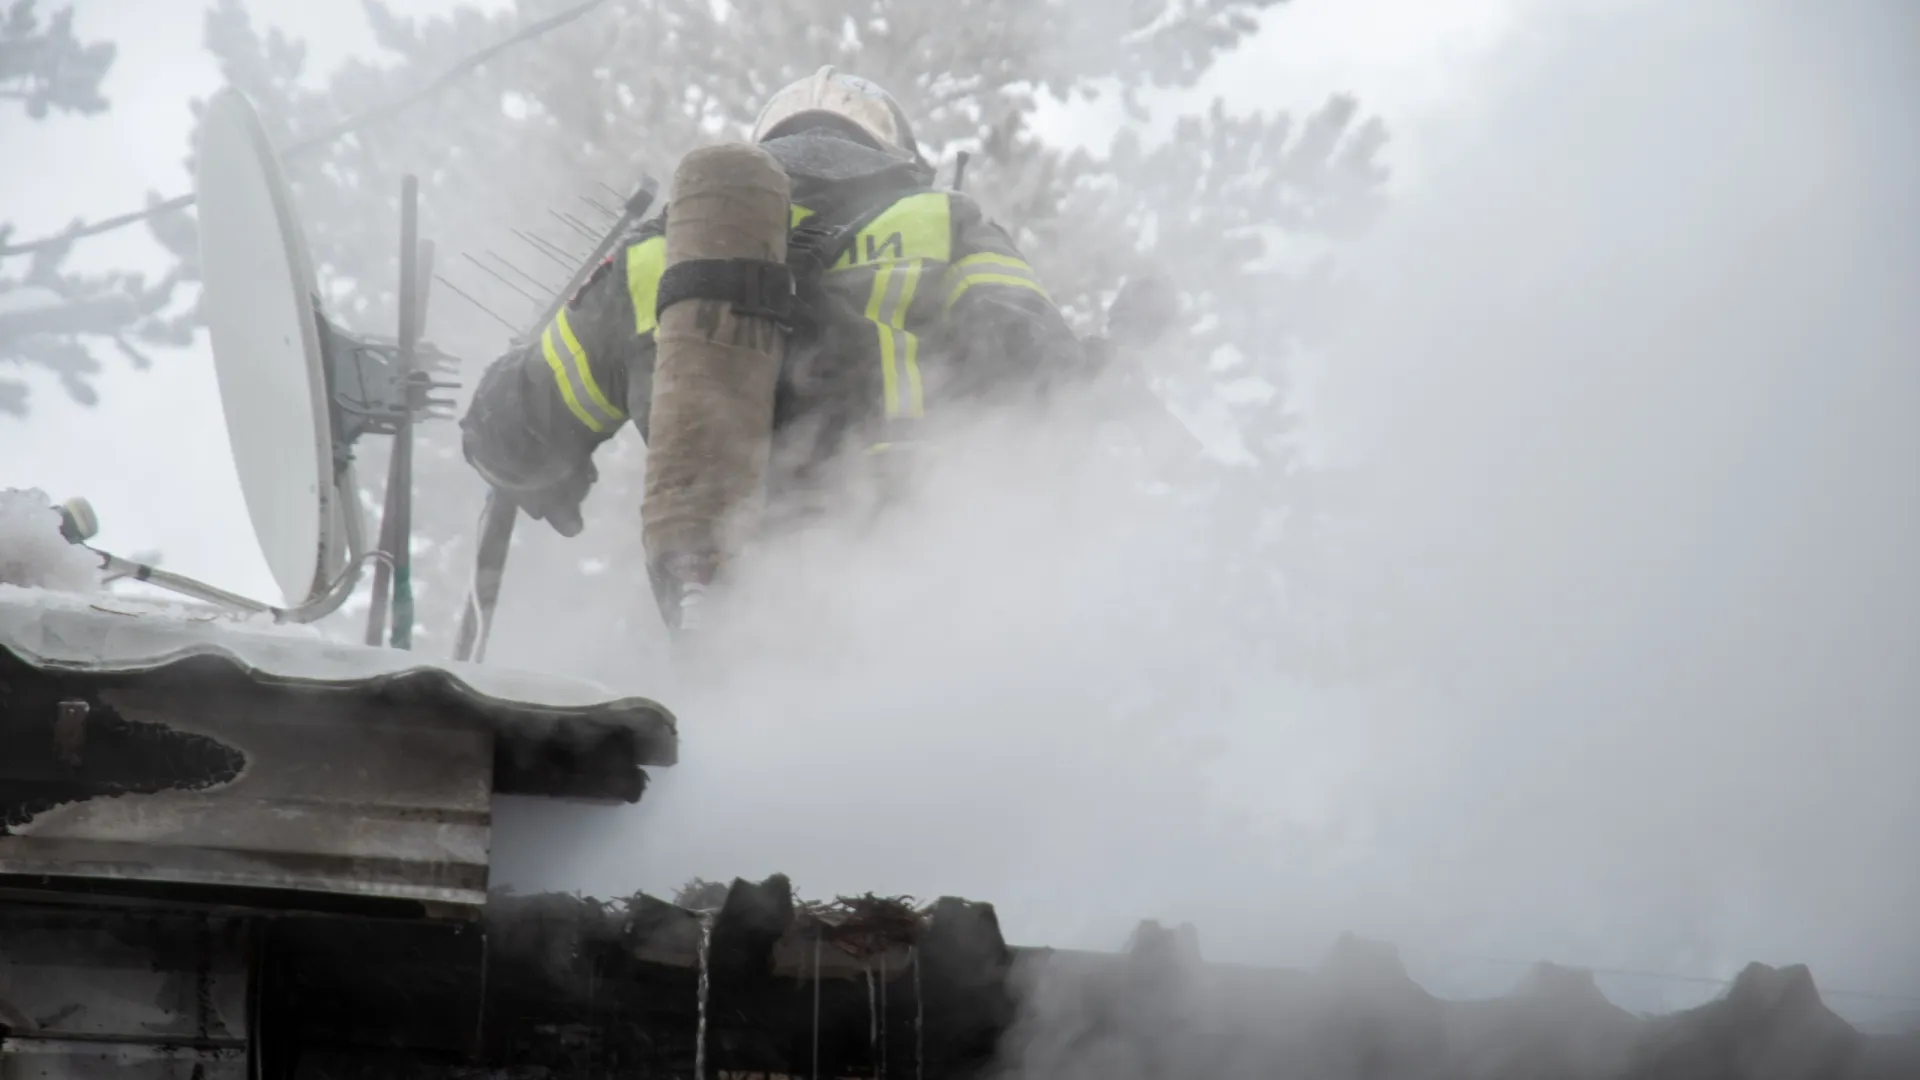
xmin=460 ymin=416 xmax=597 ymax=537
xmin=460 ymin=358 xmax=601 ymax=537
xmin=463 ymin=447 xmax=595 ymax=537
xmin=507 ymin=458 xmax=596 ymax=537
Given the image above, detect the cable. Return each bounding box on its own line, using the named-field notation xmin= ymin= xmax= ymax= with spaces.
xmin=0 ymin=0 xmax=616 ymax=259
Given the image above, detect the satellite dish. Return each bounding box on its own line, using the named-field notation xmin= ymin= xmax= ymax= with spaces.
xmin=196 ymin=86 xmax=340 ymax=607
xmin=99 ymin=81 xmax=651 ymax=650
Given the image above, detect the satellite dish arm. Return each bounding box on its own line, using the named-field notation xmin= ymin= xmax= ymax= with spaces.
xmin=49 ymin=493 xmax=367 ymax=620
xmin=78 ymin=542 xmax=384 ymax=623
xmin=89 ymin=551 xmax=274 ymax=614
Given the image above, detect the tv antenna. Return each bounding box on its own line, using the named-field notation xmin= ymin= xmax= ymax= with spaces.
xmin=60 ymin=87 xmax=457 ymax=644
xmin=447 ymin=173 xmax=659 ymax=664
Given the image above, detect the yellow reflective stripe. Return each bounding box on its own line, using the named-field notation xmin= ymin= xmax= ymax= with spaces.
xmin=863 ymin=258 xmax=928 ymax=420
xmin=626 ymin=236 xmax=667 ymax=335
xmin=941 ymin=251 xmax=1049 ymax=315
xmin=942 ymin=270 xmax=1051 ymax=316
xmin=952 ymin=252 xmax=1031 ymax=272
xmin=540 ymin=323 xmax=604 ymax=432
xmin=896 ymin=260 xmax=925 ymax=417
xmin=554 ymin=307 xmax=624 ymax=423
xmin=866 ymin=262 xmax=898 ymax=417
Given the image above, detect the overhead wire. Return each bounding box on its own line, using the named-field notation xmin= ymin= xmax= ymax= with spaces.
xmin=0 ymin=0 xmax=616 ymax=259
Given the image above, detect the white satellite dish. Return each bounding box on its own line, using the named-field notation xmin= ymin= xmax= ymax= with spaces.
xmin=171 ymin=85 xmax=455 ymax=645
xmin=57 ymin=83 xmax=648 ymax=652
xmin=196 ymin=86 xmax=340 ymax=608
xmin=33 ymin=85 xmax=442 ymax=632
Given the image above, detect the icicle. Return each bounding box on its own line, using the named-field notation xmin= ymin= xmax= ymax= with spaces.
xmin=912 ymin=946 xmax=925 ymax=1080
xmin=695 ymin=910 xmax=715 ymax=1080
xmin=866 ymin=963 xmax=878 ymax=1075
xmin=811 ymin=930 xmax=823 ymax=1080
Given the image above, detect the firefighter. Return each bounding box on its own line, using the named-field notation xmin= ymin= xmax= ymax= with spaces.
xmin=459 ymin=67 xmax=1087 ymax=634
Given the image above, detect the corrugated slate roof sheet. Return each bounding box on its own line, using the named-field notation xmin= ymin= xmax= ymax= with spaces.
xmin=258 ymin=875 xmax=1920 ymax=1079
xmin=1 ymin=587 xmax=674 ymax=911
xmin=0 ymin=585 xmax=677 ymax=780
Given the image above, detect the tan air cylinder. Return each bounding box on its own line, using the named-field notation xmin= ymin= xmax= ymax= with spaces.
xmin=642 ymin=142 xmax=792 ymax=606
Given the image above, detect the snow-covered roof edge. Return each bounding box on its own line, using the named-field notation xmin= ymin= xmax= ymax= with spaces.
xmin=0 ymin=584 xmax=677 ymax=762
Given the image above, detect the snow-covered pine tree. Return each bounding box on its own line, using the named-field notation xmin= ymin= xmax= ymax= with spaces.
xmin=0 ymin=1 xmax=194 ymax=417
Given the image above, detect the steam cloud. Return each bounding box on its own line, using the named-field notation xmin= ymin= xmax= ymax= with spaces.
xmin=490 ymin=0 xmax=1920 ymax=1031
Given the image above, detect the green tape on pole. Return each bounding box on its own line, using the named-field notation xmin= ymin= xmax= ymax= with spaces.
xmin=391 ymin=566 xmax=414 ymax=650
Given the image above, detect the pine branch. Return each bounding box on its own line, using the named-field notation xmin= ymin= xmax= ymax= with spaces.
xmin=0 ymin=0 xmax=115 ymax=119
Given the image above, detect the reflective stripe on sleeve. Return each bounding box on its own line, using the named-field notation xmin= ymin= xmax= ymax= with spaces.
xmin=940 ymin=251 xmax=1051 ymax=315
xmin=541 ymin=307 xmax=625 ymax=433
xmin=555 ymin=308 xmax=625 ymax=422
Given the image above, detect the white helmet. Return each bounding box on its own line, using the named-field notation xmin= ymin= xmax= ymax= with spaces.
xmin=752 ymin=66 xmax=919 ymax=158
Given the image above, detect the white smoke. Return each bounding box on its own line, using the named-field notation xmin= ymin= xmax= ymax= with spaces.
xmin=490 ymin=0 xmax=1920 ymax=1026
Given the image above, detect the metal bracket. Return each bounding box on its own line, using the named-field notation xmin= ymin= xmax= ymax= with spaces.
xmin=315 ymin=310 xmax=461 ymax=471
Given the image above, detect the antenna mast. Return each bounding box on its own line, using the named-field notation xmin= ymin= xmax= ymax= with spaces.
xmin=451 ymin=173 xmax=659 ymax=664
xmin=365 ymin=176 xmax=435 ymax=649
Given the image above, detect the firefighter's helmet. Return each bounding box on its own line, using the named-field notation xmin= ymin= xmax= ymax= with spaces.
xmin=752 ymin=66 xmax=919 ymax=159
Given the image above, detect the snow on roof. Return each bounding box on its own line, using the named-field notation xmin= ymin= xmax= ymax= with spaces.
xmin=0 ymin=488 xmax=98 ymax=593
xmin=0 ymin=582 xmax=677 ymax=766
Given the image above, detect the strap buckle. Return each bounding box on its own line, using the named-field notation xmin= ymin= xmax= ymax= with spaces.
xmin=655 ymin=257 xmax=796 ymax=329
xmin=733 ymin=259 xmax=795 ymax=326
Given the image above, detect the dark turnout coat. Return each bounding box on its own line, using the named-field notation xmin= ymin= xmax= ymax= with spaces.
xmin=459 ymin=128 xmax=1087 ymax=530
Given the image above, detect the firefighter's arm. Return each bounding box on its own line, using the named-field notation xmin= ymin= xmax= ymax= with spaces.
xmin=458 ymin=230 xmax=653 ymax=535
xmin=937 ymin=195 xmax=1087 ymax=399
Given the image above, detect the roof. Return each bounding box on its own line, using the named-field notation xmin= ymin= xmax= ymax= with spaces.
xmin=0 ymin=585 xmax=676 ymax=910
xmin=247 ymin=876 xmax=1920 ymax=1079
xmin=0 ymin=584 xmax=678 ymax=774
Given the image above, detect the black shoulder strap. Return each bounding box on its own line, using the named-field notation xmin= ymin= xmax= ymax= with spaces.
xmin=788 ymin=168 xmax=936 ymax=273
xmin=647 ymin=170 xmax=934 ymax=332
